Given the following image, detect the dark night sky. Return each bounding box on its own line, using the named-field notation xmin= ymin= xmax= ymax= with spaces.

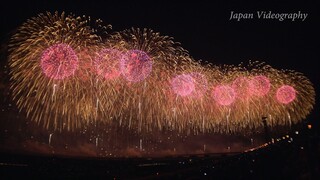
xmin=1 ymin=1 xmax=319 ymax=121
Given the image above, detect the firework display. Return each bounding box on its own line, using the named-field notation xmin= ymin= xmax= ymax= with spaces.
xmin=8 ymin=12 xmax=315 ymax=133
xmin=8 ymin=12 xmax=107 ymax=131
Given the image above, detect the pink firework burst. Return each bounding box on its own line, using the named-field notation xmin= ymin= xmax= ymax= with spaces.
xmin=232 ymin=76 xmax=250 ymax=100
xmin=171 ymin=74 xmax=195 ymax=97
xmin=95 ymin=48 xmax=122 ymax=80
xmin=276 ymin=85 xmax=296 ymax=104
xmin=189 ymin=72 xmax=208 ymax=98
xmin=120 ymin=50 xmax=153 ymax=82
xmin=212 ymin=85 xmax=236 ymax=106
xmin=249 ymin=75 xmax=271 ymax=96
xmin=40 ymin=43 xmax=78 ymax=80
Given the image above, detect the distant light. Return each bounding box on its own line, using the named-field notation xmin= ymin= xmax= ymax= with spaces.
xmin=307 ymin=124 xmax=312 ymax=129
xmin=300 ymin=146 xmax=304 ymax=150
xmin=204 ymin=173 xmax=207 ymax=176
xmin=286 ymin=135 xmax=289 ymax=138
xmin=295 ymin=131 xmax=299 ymax=135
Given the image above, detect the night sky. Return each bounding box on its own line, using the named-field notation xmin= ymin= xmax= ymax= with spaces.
xmin=0 ymin=1 xmax=319 ymax=157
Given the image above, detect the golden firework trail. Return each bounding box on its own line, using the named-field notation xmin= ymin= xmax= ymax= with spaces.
xmin=8 ymin=12 xmax=316 ymax=134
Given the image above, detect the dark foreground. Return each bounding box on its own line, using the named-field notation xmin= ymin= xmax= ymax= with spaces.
xmin=1 ymin=130 xmax=319 ymax=179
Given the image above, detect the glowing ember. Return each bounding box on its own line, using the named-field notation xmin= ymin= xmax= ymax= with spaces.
xmin=276 ymin=85 xmax=296 ymax=104
xmin=249 ymin=75 xmax=270 ymax=96
xmin=95 ymin=48 xmax=122 ymax=80
xmin=212 ymin=85 xmax=236 ymax=106
xmin=40 ymin=43 xmax=78 ymax=80
xmin=120 ymin=50 xmax=153 ymax=82
xmin=171 ymin=74 xmax=195 ymax=97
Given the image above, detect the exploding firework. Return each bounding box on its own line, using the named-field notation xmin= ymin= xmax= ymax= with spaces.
xmin=8 ymin=13 xmax=316 ymax=134
xmin=8 ymin=12 xmax=109 ymax=131
xmin=40 ymin=43 xmax=79 ymax=80
xmin=94 ymin=28 xmax=198 ymax=132
xmin=276 ymin=85 xmax=296 ymax=104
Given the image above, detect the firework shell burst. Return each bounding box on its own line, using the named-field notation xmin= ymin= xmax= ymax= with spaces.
xmin=8 ymin=12 xmax=315 ymax=134
xmin=97 ymin=28 xmax=198 ymax=132
xmin=8 ymin=12 xmax=110 ymax=131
